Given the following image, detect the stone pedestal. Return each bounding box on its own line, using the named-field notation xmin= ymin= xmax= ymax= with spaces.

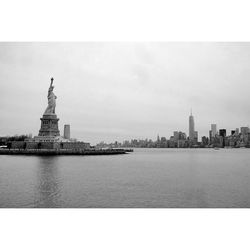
xmin=38 ymin=114 xmax=60 ymax=137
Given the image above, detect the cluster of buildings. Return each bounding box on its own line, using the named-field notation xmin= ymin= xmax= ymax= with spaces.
xmin=206 ymin=125 xmax=250 ymax=148
xmin=97 ymin=111 xmax=250 ymax=148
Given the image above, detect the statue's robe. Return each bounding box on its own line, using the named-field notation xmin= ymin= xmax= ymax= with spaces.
xmin=44 ymin=87 xmax=57 ymax=114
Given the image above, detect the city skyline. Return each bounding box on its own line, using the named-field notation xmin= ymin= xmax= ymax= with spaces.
xmin=1 ymin=42 xmax=250 ymax=144
xmin=96 ymin=113 xmax=250 ymax=147
xmin=2 ymin=102 xmax=249 ymax=144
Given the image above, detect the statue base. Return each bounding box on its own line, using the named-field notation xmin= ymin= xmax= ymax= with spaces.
xmin=38 ymin=114 xmax=60 ymax=137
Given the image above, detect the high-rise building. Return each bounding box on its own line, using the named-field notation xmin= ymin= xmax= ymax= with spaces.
xmin=179 ymin=132 xmax=187 ymax=140
xmin=172 ymin=131 xmax=186 ymax=143
xmin=219 ymin=129 xmax=226 ymax=137
xmin=64 ymin=124 xmax=70 ymax=139
xmin=194 ymin=131 xmax=198 ymax=141
xmin=189 ymin=110 xmax=195 ymax=141
xmin=209 ymin=130 xmax=212 ymax=141
xmin=173 ymin=131 xmax=179 ymax=142
xmin=201 ymin=136 xmax=208 ymax=146
xmin=235 ymin=128 xmax=239 ymax=135
xmin=157 ymin=134 xmax=160 ymax=143
xmin=211 ymin=124 xmax=217 ymax=137
xmin=240 ymin=127 xmax=249 ymax=135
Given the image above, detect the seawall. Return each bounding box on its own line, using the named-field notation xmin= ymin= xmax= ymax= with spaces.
xmin=0 ymin=148 xmax=133 ymax=156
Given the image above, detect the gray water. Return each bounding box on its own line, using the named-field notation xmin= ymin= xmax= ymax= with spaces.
xmin=0 ymin=148 xmax=250 ymax=208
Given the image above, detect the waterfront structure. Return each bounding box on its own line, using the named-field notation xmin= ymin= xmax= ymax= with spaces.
xmin=189 ymin=110 xmax=195 ymax=142
xmin=211 ymin=124 xmax=217 ymax=137
xmin=64 ymin=124 xmax=70 ymax=139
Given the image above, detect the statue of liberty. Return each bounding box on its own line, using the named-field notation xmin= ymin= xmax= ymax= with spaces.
xmin=44 ymin=77 xmax=57 ymax=114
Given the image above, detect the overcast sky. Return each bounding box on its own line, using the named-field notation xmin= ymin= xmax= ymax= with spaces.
xmin=1 ymin=42 xmax=250 ymax=144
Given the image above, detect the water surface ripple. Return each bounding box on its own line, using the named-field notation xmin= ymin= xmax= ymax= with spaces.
xmin=0 ymin=148 xmax=250 ymax=208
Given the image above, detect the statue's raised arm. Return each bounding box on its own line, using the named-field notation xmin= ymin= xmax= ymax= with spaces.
xmin=50 ymin=77 xmax=54 ymax=87
xmin=44 ymin=77 xmax=57 ymax=115
xmin=48 ymin=77 xmax=54 ymax=97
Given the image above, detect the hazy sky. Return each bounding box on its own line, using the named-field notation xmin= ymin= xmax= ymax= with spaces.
xmin=1 ymin=42 xmax=250 ymax=144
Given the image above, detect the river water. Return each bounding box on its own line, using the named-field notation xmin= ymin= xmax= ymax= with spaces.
xmin=0 ymin=148 xmax=250 ymax=208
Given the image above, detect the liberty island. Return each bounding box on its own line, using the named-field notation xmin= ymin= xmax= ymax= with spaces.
xmin=0 ymin=78 xmax=131 ymax=155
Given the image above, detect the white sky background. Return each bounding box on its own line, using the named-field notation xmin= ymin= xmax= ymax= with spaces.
xmin=1 ymin=42 xmax=250 ymax=144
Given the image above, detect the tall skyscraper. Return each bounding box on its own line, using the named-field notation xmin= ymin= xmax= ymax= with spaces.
xmin=211 ymin=124 xmax=217 ymax=137
xmin=189 ymin=110 xmax=195 ymax=141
